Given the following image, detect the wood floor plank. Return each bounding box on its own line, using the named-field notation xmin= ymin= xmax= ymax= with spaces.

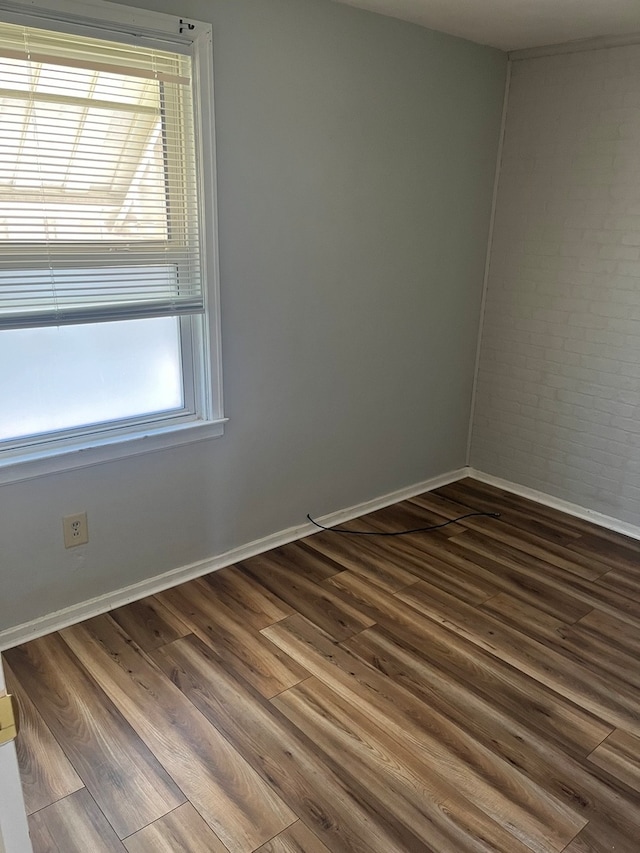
xmin=553 ymin=621 xmax=640 ymax=693
xmin=477 ymin=593 xmax=640 ymax=696
xmin=263 ymin=541 xmax=346 ymax=583
xmin=436 ymin=477 xmax=594 ymax=541
xmin=396 ymin=580 xmax=640 ymax=734
xmin=343 ymin=624 xmax=640 ymax=842
xmin=481 ymin=594 xmax=640 ymax=691
xmin=263 ymin=614 xmax=585 ymax=853
xmin=426 ymin=481 xmax=583 ymax=546
xmin=588 ymin=729 xmax=640 ymax=794
xmin=480 ymin=592 xmax=568 ymax=641
xmin=562 ymin=820 xmax=640 ymax=853
xmin=458 ymin=514 xmax=608 ymax=581
xmin=123 ymin=804 xmax=229 ymax=853
xmin=596 ymin=568 xmax=640 ymax=603
xmin=238 ymin=553 xmax=375 ymax=641
xmin=109 ymin=596 xmax=191 ymax=651
xmin=447 ymin=478 xmax=640 ymax=552
xmin=435 ymin=484 xmax=608 ymax=580
xmin=254 ymin=821 xmax=331 ymax=853
xmin=303 ymin=532 xmax=420 ymax=593
xmin=388 ymin=547 xmax=502 ymax=604
xmin=152 ymin=634 xmax=436 ymax=853
xmin=451 ymin=529 xmax=640 ymax=629
xmin=272 ymin=677 xmax=545 ymax=853
xmin=60 ymin=616 xmax=296 ymax=853
xmin=363 ymin=525 xmax=591 ymax=622
xmin=355 ymin=498 xmax=469 ymax=537
xmin=4 ymin=635 xmax=184 ymax=839
xmin=313 ymin=508 xmax=510 ymax=606
xmin=157 ymin=578 xmax=308 ymax=697
xmin=440 ymin=534 xmax=592 ymax=622
xmin=575 ymin=608 xmax=640 ymax=659
xmin=319 ymin=531 xmax=501 ymax=605
xmin=4 ymin=662 xmax=83 ymax=816
xmin=201 ymin=564 xmax=294 ymax=630
xmin=326 ymin=570 xmax=610 ymax=755
xmin=28 ymin=789 xmax=125 ymax=853
xmin=566 ymin=532 xmax=640 ymax=574
xmin=10 ymin=477 xmax=640 ymax=853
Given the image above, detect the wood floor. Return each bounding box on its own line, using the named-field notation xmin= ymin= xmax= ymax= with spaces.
xmin=5 ymin=477 xmax=640 ymax=852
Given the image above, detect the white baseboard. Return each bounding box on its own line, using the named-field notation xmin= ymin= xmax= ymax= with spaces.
xmin=0 ymin=467 xmax=467 ymax=651
xmin=469 ymin=468 xmax=640 ymax=542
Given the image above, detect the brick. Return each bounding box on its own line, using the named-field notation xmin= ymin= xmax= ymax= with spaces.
xmin=472 ymin=44 xmax=640 ymax=525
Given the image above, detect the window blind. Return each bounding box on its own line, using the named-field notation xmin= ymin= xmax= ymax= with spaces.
xmin=0 ymin=20 xmax=203 ymax=329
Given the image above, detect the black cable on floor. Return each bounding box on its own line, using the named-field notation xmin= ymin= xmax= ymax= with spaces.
xmin=306 ymin=510 xmax=501 ymax=536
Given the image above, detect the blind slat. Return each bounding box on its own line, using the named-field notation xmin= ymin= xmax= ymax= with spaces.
xmin=0 ymin=48 xmax=190 ymax=84
xmin=0 ymin=300 xmax=205 ymax=330
xmin=0 ymin=20 xmax=202 ymax=330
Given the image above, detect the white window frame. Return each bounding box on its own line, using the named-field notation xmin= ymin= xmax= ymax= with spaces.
xmin=0 ymin=0 xmax=225 ymax=485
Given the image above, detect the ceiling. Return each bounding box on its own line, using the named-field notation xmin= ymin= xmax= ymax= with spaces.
xmin=333 ymin=0 xmax=640 ymax=51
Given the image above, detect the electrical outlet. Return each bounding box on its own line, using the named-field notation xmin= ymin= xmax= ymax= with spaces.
xmin=63 ymin=512 xmax=89 ymax=548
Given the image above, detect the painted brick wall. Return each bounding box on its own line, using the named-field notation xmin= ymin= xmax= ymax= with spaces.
xmin=470 ymin=45 xmax=640 ymax=525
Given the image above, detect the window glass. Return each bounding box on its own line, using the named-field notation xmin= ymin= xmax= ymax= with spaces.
xmin=0 ymin=317 xmax=183 ymax=441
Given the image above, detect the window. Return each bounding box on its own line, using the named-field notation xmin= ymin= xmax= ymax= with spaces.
xmin=0 ymin=1 xmax=223 ymax=482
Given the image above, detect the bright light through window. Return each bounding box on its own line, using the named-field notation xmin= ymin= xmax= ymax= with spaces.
xmin=0 ymin=9 xmax=221 ymax=475
xmin=0 ymin=59 xmax=168 ymax=240
xmin=0 ymin=317 xmax=183 ymax=441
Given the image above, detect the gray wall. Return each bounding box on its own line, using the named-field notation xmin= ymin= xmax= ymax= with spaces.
xmin=0 ymin=0 xmax=506 ymax=631
xmin=471 ymin=46 xmax=640 ymax=524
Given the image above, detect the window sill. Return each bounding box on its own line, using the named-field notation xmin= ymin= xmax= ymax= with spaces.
xmin=0 ymin=418 xmax=228 ymax=485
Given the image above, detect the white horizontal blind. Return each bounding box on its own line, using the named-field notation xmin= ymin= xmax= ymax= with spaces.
xmin=0 ymin=21 xmax=203 ymax=329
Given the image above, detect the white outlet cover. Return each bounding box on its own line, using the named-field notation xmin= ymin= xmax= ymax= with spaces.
xmin=63 ymin=512 xmax=88 ymax=548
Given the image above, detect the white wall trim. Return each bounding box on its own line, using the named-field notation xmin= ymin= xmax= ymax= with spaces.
xmin=469 ymin=468 xmax=640 ymax=542
xmin=0 ymin=419 xmax=229 ymax=487
xmin=5 ymin=464 xmax=639 ymax=650
xmin=465 ymin=59 xmax=511 ymax=466
xmin=0 ymin=467 xmax=467 ymax=651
